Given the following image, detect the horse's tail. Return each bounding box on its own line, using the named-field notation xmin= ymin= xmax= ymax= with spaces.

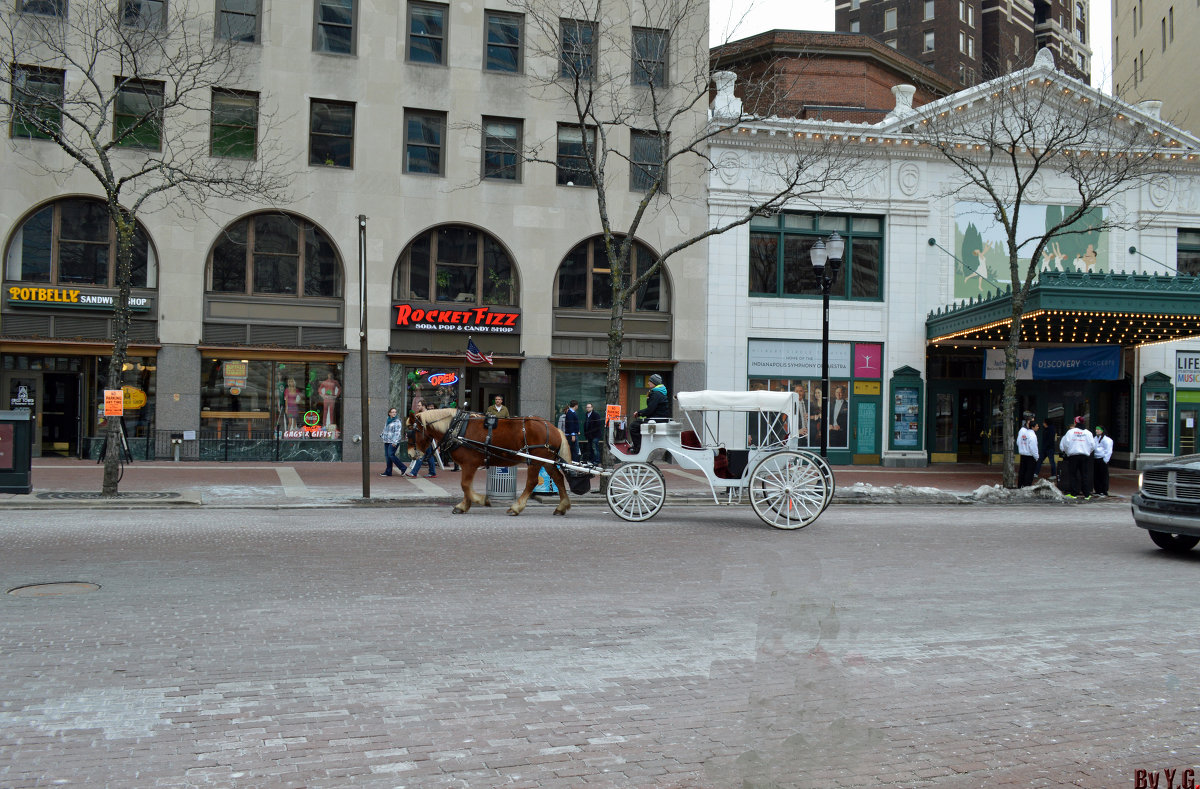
xmin=557 ymin=431 xmax=572 ymax=465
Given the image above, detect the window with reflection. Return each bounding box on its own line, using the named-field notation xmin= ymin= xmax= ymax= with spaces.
xmin=208 ymin=213 xmax=343 ymax=297
xmin=555 ymin=236 xmax=665 ymax=312
xmin=4 ymin=198 xmax=157 ymax=288
xmin=749 ymin=212 xmax=883 ymax=300
xmin=396 ymin=225 xmax=518 ymax=305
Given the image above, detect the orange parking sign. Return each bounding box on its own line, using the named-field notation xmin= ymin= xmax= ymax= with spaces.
xmin=605 ymin=404 xmax=622 ymax=421
xmin=103 ymin=389 xmax=124 ymax=417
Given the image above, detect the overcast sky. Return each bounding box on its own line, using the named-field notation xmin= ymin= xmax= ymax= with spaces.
xmin=708 ymin=0 xmax=1114 ymax=94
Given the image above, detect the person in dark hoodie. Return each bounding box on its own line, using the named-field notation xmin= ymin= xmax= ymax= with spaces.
xmin=631 ymin=374 xmax=669 ymax=454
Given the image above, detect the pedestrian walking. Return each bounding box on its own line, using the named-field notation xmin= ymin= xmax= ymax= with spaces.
xmin=1036 ymin=418 xmax=1058 ymax=481
xmin=1059 ymin=416 xmax=1096 ymax=498
xmin=379 ymin=407 xmax=408 ymax=477
xmin=1017 ymin=417 xmax=1039 ymax=487
xmin=564 ymin=400 xmax=581 ymax=461
xmin=1092 ymin=425 xmax=1113 ymax=496
xmin=406 ymin=404 xmax=438 ymax=479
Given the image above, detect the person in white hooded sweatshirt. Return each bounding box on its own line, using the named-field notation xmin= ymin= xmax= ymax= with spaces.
xmin=1059 ymin=416 xmax=1096 ymax=498
xmin=1092 ymin=425 xmax=1114 ymax=496
xmin=1016 ymin=418 xmax=1039 ymax=487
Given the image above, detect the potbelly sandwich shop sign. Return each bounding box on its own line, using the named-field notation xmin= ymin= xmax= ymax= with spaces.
xmin=6 ymin=286 xmax=152 ymax=311
xmin=393 ymin=303 xmax=521 ymax=334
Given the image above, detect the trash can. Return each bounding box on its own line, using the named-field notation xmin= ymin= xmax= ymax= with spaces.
xmin=486 ymin=465 xmax=517 ymax=502
xmin=0 ymin=410 xmax=34 ymax=494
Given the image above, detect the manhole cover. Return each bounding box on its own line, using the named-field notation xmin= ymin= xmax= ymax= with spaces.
xmin=8 ymin=582 xmax=101 ymax=597
xmin=36 ymin=491 xmax=181 ymax=500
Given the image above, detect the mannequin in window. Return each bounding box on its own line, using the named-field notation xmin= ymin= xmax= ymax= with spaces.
xmin=284 ymin=378 xmax=302 ymax=431
xmin=318 ymin=371 xmax=341 ymax=428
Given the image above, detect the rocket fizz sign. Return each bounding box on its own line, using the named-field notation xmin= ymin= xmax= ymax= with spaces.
xmin=393 ymin=303 xmax=521 ymax=334
xmin=952 ymin=203 xmax=1109 ymax=300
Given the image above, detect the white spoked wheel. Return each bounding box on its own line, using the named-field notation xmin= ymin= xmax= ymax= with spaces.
xmin=605 ymin=462 xmax=666 ymax=522
xmin=800 ymin=450 xmax=836 ymax=514
xmin=748 ymin=450 xmax=831 ymax=530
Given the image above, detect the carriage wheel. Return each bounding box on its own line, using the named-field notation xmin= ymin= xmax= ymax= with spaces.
xmin=801 ymin=450 xmax=836 ymax=514
xmin=605 ymin=462 xmax=666 ymax=522
xmin=748 ymin=450 xmax=830 ymax=530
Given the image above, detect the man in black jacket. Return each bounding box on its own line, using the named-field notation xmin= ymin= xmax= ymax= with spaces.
xmin=582 ymin=402 xmax=603 ymax=462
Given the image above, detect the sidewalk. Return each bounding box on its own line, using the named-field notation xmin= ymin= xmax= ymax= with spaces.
xmin=0 ymin=456 xmax=1139 ymax=508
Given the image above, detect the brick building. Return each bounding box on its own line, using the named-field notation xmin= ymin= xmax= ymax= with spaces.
xmin=833 ymin=0 xmax=1091 ymax=86
xmin=711 ymin=30 xmax=958 ymax=123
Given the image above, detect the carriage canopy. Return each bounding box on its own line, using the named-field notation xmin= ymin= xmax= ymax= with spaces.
xmin=676 ymin=390 xmax=799 ymax=414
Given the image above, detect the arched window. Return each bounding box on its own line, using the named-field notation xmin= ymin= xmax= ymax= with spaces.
xmin=208 ymin=213 xmax=343 ymax=297
xmin=555 ymin=236 xmax=665 ymax=311
xmin=395 ymin=224 xmax=518 ymax=305
xmin=4 ymin=197 xmax=157 ymax=288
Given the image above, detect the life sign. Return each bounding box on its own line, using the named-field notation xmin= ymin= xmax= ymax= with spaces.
xmin=103 ymin=390 xmax=124 ymax=417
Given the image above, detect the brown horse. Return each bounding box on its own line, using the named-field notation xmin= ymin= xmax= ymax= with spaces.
xmin=406 ymin=408 xmax=573 ymax=516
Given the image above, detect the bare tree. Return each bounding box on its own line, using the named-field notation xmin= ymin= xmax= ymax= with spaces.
xmin=502 ymin=0 xmax=869 ymax=442
xmin=908 ymin=49 xmax=1176 ymax=487
xmin=1 ymin=0 xmax=290 ymax=494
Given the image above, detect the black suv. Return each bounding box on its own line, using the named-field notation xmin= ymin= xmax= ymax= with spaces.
xmin=1131 ymin=454 xmax=1200 ymax=553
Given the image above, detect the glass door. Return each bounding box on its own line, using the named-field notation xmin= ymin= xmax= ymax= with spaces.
xmin=3 ymin=372 xmax=42 ymax=456
xmin=1180 ymin=409 xmax=1198 ymax=456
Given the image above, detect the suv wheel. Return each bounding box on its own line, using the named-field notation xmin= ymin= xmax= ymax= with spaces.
xmin=1148 ymin=530 xmax=1200 ymax=553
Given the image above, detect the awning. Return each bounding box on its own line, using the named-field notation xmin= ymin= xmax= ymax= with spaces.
xmin=926 ymin=271 xmax=1200 ymax=348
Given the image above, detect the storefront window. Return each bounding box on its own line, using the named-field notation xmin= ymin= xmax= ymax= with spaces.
xmin=199 ymin=359 xmax=343 ymax=439
xmin=94 ymin=357 xmax=157 ymax=439
xmin=553 ymin=368 xmax=606 ymax=417
xmin=5 ymin=198 xmax=158 ymax=288
xmin=404 ymin=365 xmax=462 ymax=415
xmin=746 ymin=377 xmax=850 ymax=449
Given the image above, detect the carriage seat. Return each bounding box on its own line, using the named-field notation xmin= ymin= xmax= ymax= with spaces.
xmin=640 ymin=420 xmax=681 ymax=436
xmin=714 ymin=448 xmax=750 ymax=479
xmin=680 ymin=429 xmax=701 ymax=449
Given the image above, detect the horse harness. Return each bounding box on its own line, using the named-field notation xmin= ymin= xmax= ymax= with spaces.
xmin=430 ymin=410 xmax=566 ymax=466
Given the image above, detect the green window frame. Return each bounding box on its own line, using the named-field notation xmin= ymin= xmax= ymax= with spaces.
xmin=113 ymin=79 xmax=164 ymax=150
xmin=10 ymin=65 xmax=63 ymax=140
xmin=1178 ymin=230 xmax=1200 ymax=275
xmin=210 ymin=89 xmax=258 ymax=159
xmin=748 ymin=211 xmax=884 ymax=301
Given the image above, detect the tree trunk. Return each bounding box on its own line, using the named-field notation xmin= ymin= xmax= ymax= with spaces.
xmin=101 ymin=209 xmax=136 ymax=496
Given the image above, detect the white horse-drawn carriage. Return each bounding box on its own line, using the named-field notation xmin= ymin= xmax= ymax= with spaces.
xmin=598 ymin=389 xmax=834 ymax=528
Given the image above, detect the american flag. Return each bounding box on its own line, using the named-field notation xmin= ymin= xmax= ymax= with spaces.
xmin=465 ymin=337 xmax=493 ymax=365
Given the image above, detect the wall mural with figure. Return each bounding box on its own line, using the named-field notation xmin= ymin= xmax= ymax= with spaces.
xmin=953 ymin=203 xmax=1108 ymax=299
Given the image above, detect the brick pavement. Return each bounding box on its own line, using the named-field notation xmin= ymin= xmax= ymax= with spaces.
xmin=1 ymin=456 xmax=1141 ymax=508
xmin=1 ymin=505 xmax=1195 ymax=788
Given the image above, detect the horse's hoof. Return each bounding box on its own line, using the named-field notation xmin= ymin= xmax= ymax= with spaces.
xmin=483 ymin=498 xmax=491 ymax=507
xmin=452 ymin=507 xmax=465 ymax=515
xmin=553 ymin=509 xmax=567 ymax=516
xmin=506 ymin=508 xmax=519 ymax=516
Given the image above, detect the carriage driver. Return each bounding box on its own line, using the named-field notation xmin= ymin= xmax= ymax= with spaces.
xmin=631 ymin=374 xmax=670 ymax=454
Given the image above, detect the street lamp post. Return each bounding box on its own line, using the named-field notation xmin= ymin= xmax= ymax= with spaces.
xmin=809 ymin=231 xmax=844 ymax=458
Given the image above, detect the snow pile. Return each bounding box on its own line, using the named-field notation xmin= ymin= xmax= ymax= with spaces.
xmin=835 ymin=482 xmax=961 ymax=504
xmin=967 ymin=478 xmax=1069 ymax=503
xmin=835 ymin=477 xmax=1073 ymax=505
